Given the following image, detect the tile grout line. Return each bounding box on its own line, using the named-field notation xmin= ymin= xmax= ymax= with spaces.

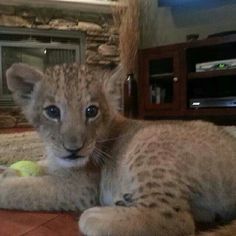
xmin=19 ymin=214 xmax=59 ymax=236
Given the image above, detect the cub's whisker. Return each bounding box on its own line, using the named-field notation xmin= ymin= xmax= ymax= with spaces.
xmin=91 ymin=150 xmax=106 ymax=166
xmin=94 ymin=147 xmax=112 ymax=159
xmin=92 ymin=147 xmax=115 ymax=168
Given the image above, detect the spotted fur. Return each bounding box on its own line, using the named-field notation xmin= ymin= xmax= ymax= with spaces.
xmin=4 ymin=63 xmax=236 ymax=236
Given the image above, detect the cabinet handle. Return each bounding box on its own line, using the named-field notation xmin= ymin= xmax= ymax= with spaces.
xmin=173 ymin=77 xmax=178 ymax=82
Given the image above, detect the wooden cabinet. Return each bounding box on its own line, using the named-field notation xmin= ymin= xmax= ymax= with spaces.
xmin=138 ymin=35 xmax=236 ymax=124
xmin=139 ymin=46 xmax=181 ymax=113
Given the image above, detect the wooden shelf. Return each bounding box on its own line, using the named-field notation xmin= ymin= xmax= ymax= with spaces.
xmin=188 ymin=68 xmax=236 ymax=79
xmin=150 ymin=73 xmax=173 ymax=79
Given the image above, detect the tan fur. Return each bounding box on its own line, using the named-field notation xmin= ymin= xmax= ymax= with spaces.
xmin=4 ymin=63 xmax=236 ymax=236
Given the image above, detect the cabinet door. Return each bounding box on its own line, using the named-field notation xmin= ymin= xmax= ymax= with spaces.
xmin=139 ymin=49 xmax=180 ymax=116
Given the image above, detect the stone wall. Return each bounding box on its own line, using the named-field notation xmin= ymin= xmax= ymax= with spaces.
xmin=0 ymin=5 xmax=120 ymax=128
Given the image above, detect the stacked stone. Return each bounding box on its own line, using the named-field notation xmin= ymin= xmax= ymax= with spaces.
xmin=0 ymin=5 xmax=120 ymax=66
xmin=0 ymin=107 xmax=28 ymax=128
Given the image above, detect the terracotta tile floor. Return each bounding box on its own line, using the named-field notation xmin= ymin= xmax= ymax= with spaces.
xmin=0 ymin=210 xmax=82 ymax=236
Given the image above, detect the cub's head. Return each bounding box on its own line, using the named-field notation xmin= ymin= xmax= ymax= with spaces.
xmin=6 ymin=63 xmax=123 ymax=168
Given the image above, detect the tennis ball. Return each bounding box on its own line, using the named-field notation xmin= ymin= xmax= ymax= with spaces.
xmin=10 ymin=161 xmax=42 ymax=177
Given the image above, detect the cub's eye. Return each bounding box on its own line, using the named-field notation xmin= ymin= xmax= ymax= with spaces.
xmin=85 ymin=105 xmax=99 ymax=119
xmin=43 ymin=105 xmax=61 ymax=120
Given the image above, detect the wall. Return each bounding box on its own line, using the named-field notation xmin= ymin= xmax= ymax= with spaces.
xmin=0 ymin=5 xmax=120 ymax=128
xmin=140 ymin=0 xmax=236 ymax=48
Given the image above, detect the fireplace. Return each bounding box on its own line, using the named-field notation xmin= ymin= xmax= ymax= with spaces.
xmin=0 ymin=27 xmax=85 ymax=106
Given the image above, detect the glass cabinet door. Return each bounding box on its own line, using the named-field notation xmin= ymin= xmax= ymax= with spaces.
xmin=143 ymin=50 xmax=180 ymax=111
xmin=138 ymin=48 xmax=181 ymax=118
xmin=149 ymin=57 xmax=174 ymax=105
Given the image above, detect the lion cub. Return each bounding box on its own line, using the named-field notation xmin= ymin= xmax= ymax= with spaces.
xmin=4 ymin=63 xmax=236 ymax=236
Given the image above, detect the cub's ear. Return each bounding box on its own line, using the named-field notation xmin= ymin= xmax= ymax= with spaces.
xmin=6 ymin=63 xmax=43 ymax=105
xmin=103 ymin=64 xmax=125 ymax=112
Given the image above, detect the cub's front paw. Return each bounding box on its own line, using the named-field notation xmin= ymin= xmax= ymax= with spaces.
xmin=79 ymin=207 xmax=119 ymax=236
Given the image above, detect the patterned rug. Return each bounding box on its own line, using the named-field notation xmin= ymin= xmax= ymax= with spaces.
xmin=224 ymin=126 xmax=236 ymax=137
xmin=0 ymin=126 xmax=235 ymax=166
xmin=0 ymin=131 xmax=44 ymax=165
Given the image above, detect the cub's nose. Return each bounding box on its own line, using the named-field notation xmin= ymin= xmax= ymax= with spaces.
xmin=63 ymin=144 xmax=85 ymax=160
xmin=63 ymin=144 xmax=82 ymax=154
xmin=62 ymin=135 xmax=84 ymax=154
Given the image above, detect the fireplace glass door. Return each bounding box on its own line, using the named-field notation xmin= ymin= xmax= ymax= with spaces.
xmin=0 ymin=43 xmax=79 ymax=105
xmin=0 ymin=27 xmax=84 ymax=106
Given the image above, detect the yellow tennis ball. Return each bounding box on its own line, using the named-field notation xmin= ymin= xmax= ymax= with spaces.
xmin=10 ymin=161 xmax=42 ymax=177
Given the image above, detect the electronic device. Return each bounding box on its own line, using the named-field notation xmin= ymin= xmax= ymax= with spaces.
xmin=208 ymin=31 xmax=236 ymax=38
xmin=189 ymin=96 xmax=236 ymax=108
xmin=196 ymin=59 xmax=236 ymax=72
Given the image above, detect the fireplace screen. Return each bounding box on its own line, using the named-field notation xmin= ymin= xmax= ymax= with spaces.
xmin=0 ymin=27 xmax=84 ymax=106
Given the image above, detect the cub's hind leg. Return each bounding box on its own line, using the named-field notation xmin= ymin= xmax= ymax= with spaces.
xmin=79 ymin=204 xmax=195 ymax=236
